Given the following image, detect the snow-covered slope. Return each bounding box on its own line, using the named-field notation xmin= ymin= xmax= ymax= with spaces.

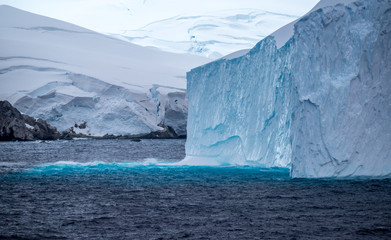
xmin=185 ymin=0 xmax=391 ymax=178
xmin=112 ymin=9 xmax=298 ymax=59
xmin=0 ymin=5 xmax=209 ymax=137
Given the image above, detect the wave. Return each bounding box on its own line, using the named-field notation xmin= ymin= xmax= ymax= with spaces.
xmin=0 ymin=161 xmax=27 ymax=167
xmin=26 ymin=158 xmax=169 ymax=173
xmin=23 ymin=158 xmax=290 ymax=175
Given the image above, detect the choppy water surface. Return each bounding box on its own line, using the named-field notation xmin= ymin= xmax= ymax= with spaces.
xmin=0 ymin=139 xmax=390 ymax=239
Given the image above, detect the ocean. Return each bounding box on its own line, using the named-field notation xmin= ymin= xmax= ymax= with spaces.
xmin=0 ymin=139 xmax=390 ymax=239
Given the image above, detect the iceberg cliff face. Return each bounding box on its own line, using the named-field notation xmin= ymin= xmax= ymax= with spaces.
xmin=185 ymin=0 xmax=391 ymax=178
xmin=185 ymin=37 xmax=293 ymax=167
xmin=290 ymin=0 xmax=391 ymax=177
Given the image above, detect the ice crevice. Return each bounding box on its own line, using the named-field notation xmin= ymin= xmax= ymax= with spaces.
xmin=0 ymin=56 xmax=66 ymax=64
xmin=0 ymin=65 xmax=67 ymax=74
xmin=15 ymin=26 xmax=95 ymax=35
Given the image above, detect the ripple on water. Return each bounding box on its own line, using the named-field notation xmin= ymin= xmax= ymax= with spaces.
xmin=0 ymin=139 xmax=390 ymax=239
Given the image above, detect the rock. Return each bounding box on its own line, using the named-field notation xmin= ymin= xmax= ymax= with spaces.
xmin=0 ymin=101 xmax=60 ymax=141
xmin=78 ymin=121 xmax=87 ymax=129
xmin=140 ymin=124 xmax=179 ymax=139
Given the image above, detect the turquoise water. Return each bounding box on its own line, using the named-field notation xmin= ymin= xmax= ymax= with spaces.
xmin=1 ymin=139 xmax=390 ymax=239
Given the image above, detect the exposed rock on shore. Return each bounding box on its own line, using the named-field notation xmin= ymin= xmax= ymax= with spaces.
xmin=0 ymin=101 xmax=60 ymax=141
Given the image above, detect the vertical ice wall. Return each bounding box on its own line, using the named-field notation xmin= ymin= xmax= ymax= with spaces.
xmin=290 ymin=0 xmax=391 ymax=177
xmin=185 ymin=0 xmax=391 ymax=178
xmin=185 ymin=37 xmax=293 ymax=167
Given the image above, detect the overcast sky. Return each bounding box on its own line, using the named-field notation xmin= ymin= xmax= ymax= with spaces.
xmin=0 ymin=0 xmax=320 ymax=33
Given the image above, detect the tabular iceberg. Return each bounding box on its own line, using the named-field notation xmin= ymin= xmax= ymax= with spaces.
xmin=185 ymin=0 xmax=391 ymax=178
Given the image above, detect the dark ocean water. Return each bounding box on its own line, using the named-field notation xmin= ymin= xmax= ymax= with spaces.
xmin=0 ymin=139 xmax=390 ymax=240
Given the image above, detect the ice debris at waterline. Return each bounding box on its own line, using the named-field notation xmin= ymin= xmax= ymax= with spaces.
xmin=185 ymin=0 xmax=391 ymax=178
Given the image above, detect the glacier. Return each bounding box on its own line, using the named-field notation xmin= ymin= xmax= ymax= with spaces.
xmin=1 ymin=0 xmax=304 ymax=59
xmin=114 ymin=9 xmax=298 ymax=59
xmin=0 ymin=5 xmax=209 ymax=137
xmin=185 ymin=0 xmax=391 ymax=178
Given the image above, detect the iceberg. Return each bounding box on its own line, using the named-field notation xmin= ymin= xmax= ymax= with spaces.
xmin=185 ymin=0 xmax=391 ymax=178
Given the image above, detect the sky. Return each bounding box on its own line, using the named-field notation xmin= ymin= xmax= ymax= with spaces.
xmin=0 ymin=0 xmax=320 ymax=34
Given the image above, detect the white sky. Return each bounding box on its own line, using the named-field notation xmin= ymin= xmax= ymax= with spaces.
xmin=0 ymin=0 xmax=320 ymax=34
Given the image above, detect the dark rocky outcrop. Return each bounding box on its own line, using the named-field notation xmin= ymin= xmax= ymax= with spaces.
xmin=60 ymin=125 xmax=89 ymax=140
xmin=140 ymin=124 xmax=182 ymax=139
xmin=83 ymin=124 xmax=184 ymax=140
xmin=0 ymin=101 xmax=60 ymax=141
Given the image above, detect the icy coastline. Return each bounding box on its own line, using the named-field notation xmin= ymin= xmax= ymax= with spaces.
xmin=0 ymin=5 xmax=209 ymax=138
